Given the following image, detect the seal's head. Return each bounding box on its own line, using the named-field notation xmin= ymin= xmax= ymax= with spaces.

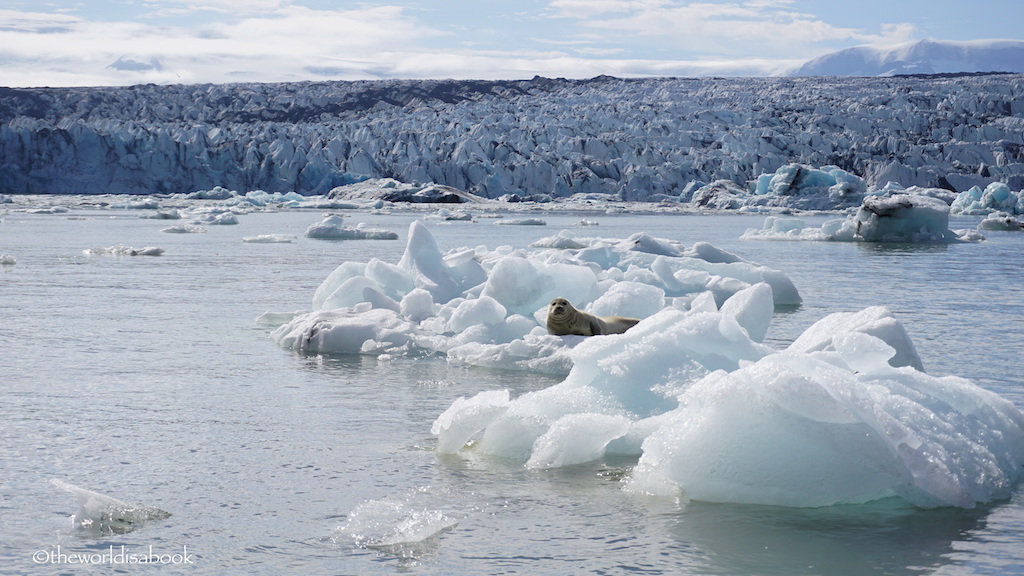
xmin=548 ymin=297 xmax=573 ymax=319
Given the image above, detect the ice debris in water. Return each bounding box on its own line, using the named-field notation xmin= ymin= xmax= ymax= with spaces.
xmin=50 ymin=479 xmax=171 ymax=534
xmin=304 ymin=214 xmax=399 ymax=240
xmin=268 ymin=220 xmax=800 ymax=374
xmin=83 ymin=245 xmax=164 ymax=256
xmin=743 ymin=193 xmax=986 ymax=243
xmin=332 ymin=489 xmax=460 ymax=550
xmin=1 ymin=253 xmax=15 ymax=265
xmin=242 ymin=233 xmax=297 ymax=243
xmin=432 ymin=301 xmax=1024 ymax=509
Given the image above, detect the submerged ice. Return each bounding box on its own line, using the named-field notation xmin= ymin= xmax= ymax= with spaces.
xmin=50 ymin=479 xmax=170 ymax=534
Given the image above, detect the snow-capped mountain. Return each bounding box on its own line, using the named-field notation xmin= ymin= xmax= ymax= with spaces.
xmin=1 ymin=73 xmax=1023 ymax=201
xmin=793 ymin=39 xmax=1024 ymax=77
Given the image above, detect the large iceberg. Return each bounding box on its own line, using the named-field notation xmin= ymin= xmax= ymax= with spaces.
xmin=432 ymin=300 xmax=1024 ymax=509
xmin=267 ymin=221 xmax=800 ymax=374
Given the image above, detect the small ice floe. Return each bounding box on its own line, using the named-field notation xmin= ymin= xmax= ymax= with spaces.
xmin=50 ymin=479 xmax=171 ymax=534
xmin=192 ymin=211 xmax=239 ymax=225
xmin=25 ymin=206 xmax=70 ymax=214
xmin=332 ymin=488 xmax=460 ymax=553
xmin=744 ymin=194 xmax=986 ymax=243
xmin=161 ymin=225 xmax=206 ymax=234
xmin=243 ymin=234 xmax=297 ymax=243
xmin=1 ymin=253 xmax=16 ymax=265
xmin=111 ymin=198 xmax=161 ymax=210
xmin=304 ymin=214 xmax=398 ymax=240
xmin=83 ymin=245 xmax=164 ymax=256
xmin=575 ymin=219 xmax=599 ymax=226
xmin=425 ymin=208 xmax=472 ymax=221
xmin=141 ymin=209 xmax=182 ymax=220
xmin=978 ymin=211 xmax=1024 ymax=231
xmin=495 ymin=218 xmax=546 ymax=226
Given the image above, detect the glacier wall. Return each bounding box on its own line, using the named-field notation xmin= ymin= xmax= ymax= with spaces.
xmin=1 ymin=74 xmax=1023 ymax=199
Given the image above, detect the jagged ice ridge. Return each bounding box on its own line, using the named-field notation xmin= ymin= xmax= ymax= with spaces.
xmin=2 ymin=74 xmax=1024 ymax=202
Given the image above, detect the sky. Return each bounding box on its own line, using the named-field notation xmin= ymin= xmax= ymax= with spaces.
xmin=1 ymin=0 xmax=1022 ymax=87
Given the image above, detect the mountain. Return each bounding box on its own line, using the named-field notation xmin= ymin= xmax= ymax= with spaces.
xmin=1 ymin=74 xmax=1023 ymax=201
xmin=793 ymin=39 xmax=1024 ymax=77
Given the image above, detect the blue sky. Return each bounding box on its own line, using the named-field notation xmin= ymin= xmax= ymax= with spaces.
xmin=1 ymin=0 xmax=1021 ymax=87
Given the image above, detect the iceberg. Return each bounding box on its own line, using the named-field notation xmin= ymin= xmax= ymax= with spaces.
xmin=304 ymin=214 xmax=399 ymax=240
xmin=83 ymin=245 xmax=164 ymax=256
xmin=433 ymin=300 xmax=1024 ymax=509
xmin=267 ymin=222 xmax=801 ymax=375
xmin=743 ymin=193 xmax=985 ymax=243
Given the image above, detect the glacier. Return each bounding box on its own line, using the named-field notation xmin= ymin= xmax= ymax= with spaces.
xmin=2 ymin=74 xmax=1024 ymax=204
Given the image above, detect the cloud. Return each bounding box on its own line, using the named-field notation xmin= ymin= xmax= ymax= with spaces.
xmin=543 ymin=0 xmax=918 ymax=58
xmin=0 ymin=1 xmax=917 ymax=87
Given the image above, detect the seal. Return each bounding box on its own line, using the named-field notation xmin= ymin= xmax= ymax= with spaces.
xmin=546 ymin=297 xmax=641 ymax=336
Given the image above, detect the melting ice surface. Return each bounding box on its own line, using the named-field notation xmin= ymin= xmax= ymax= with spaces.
xmin=50 ymin=479 xmax=171 ymax=534
xmin=266 ymin=220 xmax=1024 ymax=510
xmin=332 ymin=488 xmax=461 ymax=552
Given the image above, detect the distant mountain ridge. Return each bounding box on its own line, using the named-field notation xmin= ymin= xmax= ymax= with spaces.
xmin=793 ymin=39 xmax=1024 ymax=77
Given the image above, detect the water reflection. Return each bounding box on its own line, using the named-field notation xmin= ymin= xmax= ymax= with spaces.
xmin=671 ymin=499 xmax=991 ymax=576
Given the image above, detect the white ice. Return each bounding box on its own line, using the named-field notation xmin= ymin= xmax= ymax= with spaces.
xmin=264 ymin=220 xmax=1024 ymax=509
xmin=243 ymin=234 xmax=297 ymax=243
xmin=304 ymin=214 xmax=399 ymax=240
xmin=1 ymin=253 xmax=15 ymax=265
xmin=268 ymin=221 xmax=800 ymax=371
xmin=434 ymin=302 xmax=1024 ymax=509
xmin=84 ymin=245 xmax=165 ymax=256
xmin=744 ymin=193 xmax=985 ymax=243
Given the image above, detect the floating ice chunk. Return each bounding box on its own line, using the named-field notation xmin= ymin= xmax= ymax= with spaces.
xmin=1 ymin=253 xmax=15 ymax=265
xmin=978 ymin=211 xmax=1024 ymax=231
xmin=83 ymin=245 xmax=164 ymax=256
xmin=161 ymin=224 xmax=206 ymax=233
xmin=854 ymin=194 xmax=956 ymax=242
xmin=788 ymin=306 xmax=923 ymax=371
xmin=193 ymin=211 xmax=239 ymax=225
xmin=627 ymin=350 xmax=1024 ymax=508
xmin=242 ymin=234 xmax=296 ymax=243
xmin=332 ymin=489 xmax=460 ymax=549
xmin=272 ymin=307 xmax=417 ymax=355
xmin=50 ymin=479 xmax=170 ymax=534
xmin=141 ymin=209 xmax=181 ymax=219
xmin=434 ymin=307 xmax=774 ymax=459
xmin=26 ymin=206 xmax=70 ymax=214
xmin=495 ymin=218 xmax=546 ymax=226
xmin=305 ymin=214 xmax=398 ymax=239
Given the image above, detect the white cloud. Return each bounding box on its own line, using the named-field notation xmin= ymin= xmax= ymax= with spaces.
xmin=543 ymin=1 xmax=918 ymax=58
xmin=0 ymin=1 xmax=920 ymax=86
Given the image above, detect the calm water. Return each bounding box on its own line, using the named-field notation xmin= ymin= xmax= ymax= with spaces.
xmin=2 ymin=199 xmax=1023 ymax=575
